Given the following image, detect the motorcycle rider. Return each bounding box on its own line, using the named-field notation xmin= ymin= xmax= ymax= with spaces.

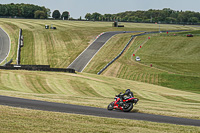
xmin=119 ymin=89 xmax=134 ymax=106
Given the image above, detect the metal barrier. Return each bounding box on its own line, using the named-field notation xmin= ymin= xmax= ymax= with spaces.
xmin=3 ymin=59 xmax=13 ymax=66
xmin=16 ymin=29 xmax=22 ymax=65
xmin=0 ymin=65 xmax=75 ymax=73
xmin=97 ymin=34 xmax=138 ymax=75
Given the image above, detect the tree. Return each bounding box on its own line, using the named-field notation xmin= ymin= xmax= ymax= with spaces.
xmin=61 ymin=11 xmax=69 ymax=20
xmin=0 ymin=3 xmax=49 ymax=18
xmin=104 ymin=14 xmax=112 ymax=21
xmin=8 ymin=4 xmax=18 ymax=16
xmin=34 ymin=10 xmax=46 ymax=19
xmin=46 ymin=8 xmax=51 ymax=18
xmin=189 ymin=17 xmax=198 ymax=23
xmin=91 ymin=12 xmax=102 ymax=21
xmin=52 ymin=10 xmax=60 ymax=19
xmin=85 ymin=13 xmax=91 ymax=20
xmin=166 ymin=17 xmax=177 ymax=23
xmin=0 ymin=5 xmax=8 ymax=16
xmin=86 ymin=8 xmax=200 ymax=24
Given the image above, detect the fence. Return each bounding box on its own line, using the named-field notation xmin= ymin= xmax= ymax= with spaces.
xmin=97 ymin=35 xmax=135 ymax=75
xmin=0 ymin=65 xmax=75 ymax=73
xmin=3 ymin=59 xmax=13 ymax=66
xmin=16 ymin=29 xmax=22 ymax=65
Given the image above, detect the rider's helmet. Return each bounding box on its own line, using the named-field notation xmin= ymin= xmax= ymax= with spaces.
xmin=125 ymin=89 xmax=130 ymax=93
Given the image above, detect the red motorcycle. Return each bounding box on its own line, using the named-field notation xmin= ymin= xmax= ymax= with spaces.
xmin=107 ymin=93 xmax=139 ymax=112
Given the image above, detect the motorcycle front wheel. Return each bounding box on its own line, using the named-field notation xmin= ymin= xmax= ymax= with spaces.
xmin=123 ymin=102 xmax=133 ymax=112
xmin=107 ymin=102 xmax=114 ymax=110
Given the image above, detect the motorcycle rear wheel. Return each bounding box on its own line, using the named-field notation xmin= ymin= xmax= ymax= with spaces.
xmin=107 ymin=102 xmax=114 ymax=110
xmin=123 ymin=102 xmax=133 ymax=112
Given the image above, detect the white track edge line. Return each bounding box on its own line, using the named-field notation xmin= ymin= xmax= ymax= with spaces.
xmin=80 ymin=33 xmax=117 ymax=72
xmin=67 ymin=32 xmax=105 ymax=68
xmin=0 ymin=27 xmax=11 ymax=65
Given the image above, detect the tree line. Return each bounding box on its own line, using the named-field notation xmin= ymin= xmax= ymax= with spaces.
xmin=85 ymin=8 xmax=200 ymax=24
xmin=0 ymin=3 xmax=70 ymax=20
xmin=0 ymin=3 xmax=51 ymax=19
xmin=52 ymin=10 xmax=69 ymax=20
xmin=1 ymin=4 xmax=199 ymax=24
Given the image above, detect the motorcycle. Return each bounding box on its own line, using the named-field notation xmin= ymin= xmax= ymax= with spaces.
xmin=107 ymin=93 xmax=139 ymax=112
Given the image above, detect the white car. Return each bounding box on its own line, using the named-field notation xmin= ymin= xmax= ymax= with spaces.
xmin=135 ymin=56 xmax=141 ymax=61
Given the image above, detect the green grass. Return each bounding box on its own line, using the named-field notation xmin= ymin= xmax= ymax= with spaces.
xmin=137 ymin=34 xmax=200 ymax=76
xmin=159 ymin=74 xmax=200 ymax=93
xmin=136 ymin=33 xmax=200 ymax=92
xmin=0 ymin=70 xmax=200 ymax=120
xmin=84 ymin=31 xmax=200 ymax=93
xmin=1 ymin=106 xmax=199 ymax=133
xmin=176 ymin=30 xmax=200 ymax=35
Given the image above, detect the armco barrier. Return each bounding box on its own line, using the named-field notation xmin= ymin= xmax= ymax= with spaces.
xmin=0 ymin=65 xmax=75 ymax=73
xmin=16 ymin=29 xmax=22 ymax=65
xmin=97 ymin=35 xmax=136 ymax=75
xmin=3 ymin=59 xmax=13 ymax=66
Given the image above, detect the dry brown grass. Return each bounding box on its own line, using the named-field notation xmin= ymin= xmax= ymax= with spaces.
xmin=1 ymin=105 xmax=199 ymax=133
xmin=0 ymin=70 xmax=200 ymax=120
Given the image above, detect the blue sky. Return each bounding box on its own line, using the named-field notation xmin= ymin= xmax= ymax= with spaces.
xmin=1 ymin=0 xmax=200 ymax=18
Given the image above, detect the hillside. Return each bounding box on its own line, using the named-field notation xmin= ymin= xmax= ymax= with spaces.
xmin=84 ymin=31 xmax=200 ymax=93
xmin=0 ymin=19 xmax=200 ymax=132
xmin=0 ymin=19 xmax=199 ymax=114
xmin=0 ymin=70 xmax=200 ymax=120
xmin=0 ymin=18 xmax=195 ymax=67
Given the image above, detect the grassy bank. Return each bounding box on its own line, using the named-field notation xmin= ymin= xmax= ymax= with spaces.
xmin=0 ymin=70 xmax=199 ymax=120
xmin=1 ymin=105 xmax=199 ymax=133
xmin=84 ymin=31 xmax=200 ymax=93
xmin=0 ymin=18 xmax=196 ymax=67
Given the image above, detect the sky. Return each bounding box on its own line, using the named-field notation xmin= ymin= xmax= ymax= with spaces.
xmin=1 ymin=0 xmax=200 ymax=19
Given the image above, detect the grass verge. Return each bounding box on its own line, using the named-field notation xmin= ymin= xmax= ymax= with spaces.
xmin=1 ymin=105 xmax=200 ymax=133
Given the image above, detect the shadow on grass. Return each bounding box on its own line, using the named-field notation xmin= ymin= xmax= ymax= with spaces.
xmin=131 ymin=109 xmax=140 ymax=113
xmin=110 ymin=109 xmax=140 ymax=113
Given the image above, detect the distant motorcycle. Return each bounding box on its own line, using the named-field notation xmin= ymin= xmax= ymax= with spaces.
xmin=107 ymin=93 xmax=139 ymax=112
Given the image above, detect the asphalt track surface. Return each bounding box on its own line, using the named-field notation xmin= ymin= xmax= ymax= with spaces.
xmin=0 ymin=28 xmax=10 ymax=64
xmin=67 ymin=31 xmax=142 ymax=72
xmin=0 ymin=95 xmax=200 ymax=127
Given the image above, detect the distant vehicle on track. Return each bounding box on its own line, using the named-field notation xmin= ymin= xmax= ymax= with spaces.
xmin=187 ymin=34 xmax=193 ymax=37
xmin=135 ymin=56 xmax=141 ymax=61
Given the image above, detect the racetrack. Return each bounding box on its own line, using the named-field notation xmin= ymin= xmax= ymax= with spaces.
xmin=67 ymin=30 xmax=187 ymax=72
xmin=0 ymin=27 xmax=10 ymax=64
xmin=0 ymin=95 xmax=200 ymax=127
xmin=67 ymin=31 xmax=142 ymax=72
xmin=1 ymin=29 xmax=198 ymax=127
